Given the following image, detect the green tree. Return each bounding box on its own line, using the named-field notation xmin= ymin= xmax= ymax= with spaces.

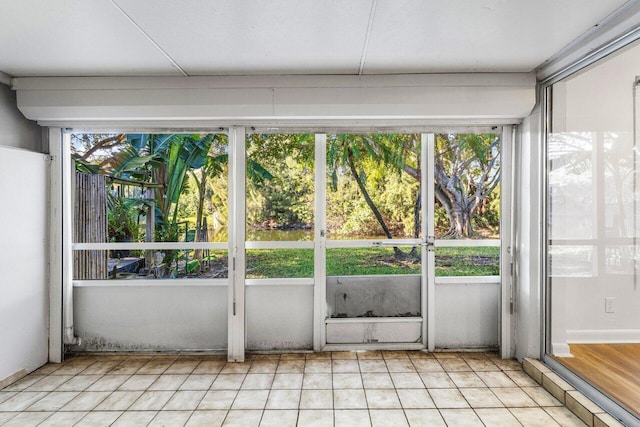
xmin=327 ymin=134 xmax=418 ymax=257
xmin=246 ymin=134 xmax=313 ymax=229
xmin=432 ymin=133 xmax=500 ymax=238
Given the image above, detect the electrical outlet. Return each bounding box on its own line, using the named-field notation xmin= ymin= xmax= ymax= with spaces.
xmin=605 ymin=297 xmax=615 ymax=313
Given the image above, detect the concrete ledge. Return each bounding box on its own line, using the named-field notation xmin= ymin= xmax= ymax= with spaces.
xmin=542 ymin=372 xmax=575 ymax=405
xmin=595 ymin=413 xmax=626 ymax=427
xmin=522 ymin=358 xmax=625 ymax=427
xmin=523 ymin=358 xmax=550 ymax=384
xmin=566 ymin=390 xmax=606 ymax=426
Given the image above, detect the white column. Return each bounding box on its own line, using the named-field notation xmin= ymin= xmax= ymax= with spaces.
xmin=61 ymin=132 xmax=78 ymax=347
xmin=425 ymin=133 xmax=436 ymax=351
xmin=48 ymin=127 xmax=63 ymax=362
xmin=501 ymin=125 xmax=514 ymax=358
xmin=228 ymin=126 xmax=246 ymax=361
xmin=314 ymin=133 xmax=327 ymax=350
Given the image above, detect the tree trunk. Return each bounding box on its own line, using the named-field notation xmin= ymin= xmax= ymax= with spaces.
xmin=444 ymin=202 xmax=474 ymax=239
xmin=153 ymin=164 xmax=168 ymax=222
xmin=347 ymin=148 xmax=404 ymax=258
xmin=193 ymin=170 xmax=208 ymax=273
xmin=195 ymin=170 xmax=207 ymax=241
xmin=410 ymin=190 xmax=421 ymax=258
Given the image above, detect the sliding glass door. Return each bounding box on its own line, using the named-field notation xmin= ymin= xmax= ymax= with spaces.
xmin=544 ymin=40 xmax=640 ymax=421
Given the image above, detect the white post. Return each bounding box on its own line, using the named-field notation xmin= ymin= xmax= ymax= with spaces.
xmin=48 ymin=128 xmax=63 ymax=362
xmin=501 ymin=125 xmax=514 ymax=358
xmin=425 ymin=133 xmax=436 ymax=351
xmin=314 ymin=133 xmax=327 ymax=350
xmin=61 ymin=131 xmax=78 ymax=346
xmin=228 ymin=126 xmax=246 ymax=361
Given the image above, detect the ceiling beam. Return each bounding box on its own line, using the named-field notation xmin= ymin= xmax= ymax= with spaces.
xmin=13 ymin=73 xmax=536 ymax=125
xmin=0 ymin=71 xmax=11 ymax=86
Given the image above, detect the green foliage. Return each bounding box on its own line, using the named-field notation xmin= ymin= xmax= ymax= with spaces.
xmin=327 ymin=248 xmax=421 ymax=275
xmin=326 ymin=161 xmax=418 ymax=237
xmin=434 ymin=246 xmax=500 ymax=276
xmin=186 ymin=259 xmax=200 ymax=274
xmin=106 ymin=194 xmax=139 ymax=243
xmin=75 ymin=133 xmax=229 ymax=242
xmin=246 ymin=134 xmax=314 ymax=228
xmin=326 ymin=134 xmax=420 ymax=237
xmin=433 ymin=133 xmax=501 ymax=238
xmin=246 ymin=249 xmax=314 ymax=278
xmin=76 ymin=132 xmax=502 ymax=281
xmin=155 ymin=221 xmax=180 ymax=267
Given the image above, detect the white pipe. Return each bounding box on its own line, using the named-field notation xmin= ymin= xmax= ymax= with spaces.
xmin=61 ymin=132 xmax=80 ymax=346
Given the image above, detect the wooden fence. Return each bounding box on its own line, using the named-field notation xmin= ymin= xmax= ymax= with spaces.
xmin=74 ymin=172 xmax=108 ymax=279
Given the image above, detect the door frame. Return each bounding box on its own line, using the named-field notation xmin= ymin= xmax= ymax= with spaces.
xmin=316 ymin=132 xmax=433 ymax=351
xmin=228 ymin=126 xmax=246 ymax=361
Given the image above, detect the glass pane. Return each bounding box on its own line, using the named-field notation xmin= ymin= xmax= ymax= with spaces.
xmin=71 ymin=133 xmax=229 ymax=243
xmin=605 ymin=245 xmax=638 ymax=275
xmin=326 ymin=247 xmax=420 ymax=276
xmin=435 ymin=246 xmax=499 ymax=277
xmin=73 ymin=249 xmax=228 ymax=280
xmin=246 ymin=133 xmax=314 ymax=241
xmin=326 ymin=134 xmax=421 ymax=240
xmin=548 ymin=245 xmax=595 ymax=277
xmin=603 ymin=131 xmax=637 ymax=239
xmin=546 ymin=40 xmax=640 ymax=417
xmin=433 ymin=133 xmax=501 ymax=240
xmin=246 ymin=249 xmax=313 ymax=279
xmin=548 ymin=132 xmax=594 ymax=240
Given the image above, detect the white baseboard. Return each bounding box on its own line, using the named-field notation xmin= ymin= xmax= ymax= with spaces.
xmin=551 ymin=342 xmax=573 ymax=357
xmin=0 ymin=369 xmax=27 ymax=389
xmin=566 ymin=329 xmax=640 ymax=343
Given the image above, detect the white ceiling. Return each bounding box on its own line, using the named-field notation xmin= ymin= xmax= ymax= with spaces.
xmin=0 ymin=0 xmax=629 ymax=77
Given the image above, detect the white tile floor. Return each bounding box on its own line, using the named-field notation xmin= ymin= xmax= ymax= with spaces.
xmin=0 ymin=351 xmax=587 ymax=426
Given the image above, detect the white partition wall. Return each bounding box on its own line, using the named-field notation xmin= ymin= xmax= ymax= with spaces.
xmin=246 ymin=286 xmax=313 ymax=350
xmin=434 ymin=279 xmax=500 ymax=348
xmin=0 ymin=147 xmax=49 ymax=384
xmin=74 ymin=286 xmax=227 ymax=351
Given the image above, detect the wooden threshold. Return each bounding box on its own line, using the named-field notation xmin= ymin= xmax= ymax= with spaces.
xmin=554 ymin=343 xmax=640 ymax=417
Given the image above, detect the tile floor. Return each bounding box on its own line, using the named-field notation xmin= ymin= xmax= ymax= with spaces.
xmin=0 ymin=351 xmax=587 ymax=426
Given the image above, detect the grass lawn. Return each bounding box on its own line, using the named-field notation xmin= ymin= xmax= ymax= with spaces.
xmin=242 ymin=246 xmax=499 ymax=279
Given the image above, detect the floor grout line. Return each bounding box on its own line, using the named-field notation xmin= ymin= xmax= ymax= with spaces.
xmin=0 ymin=352 xmax=594 ymax=427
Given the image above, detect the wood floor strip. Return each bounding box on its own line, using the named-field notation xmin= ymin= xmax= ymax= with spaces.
xmin=554 ymin=343 xmax=640 ymax=416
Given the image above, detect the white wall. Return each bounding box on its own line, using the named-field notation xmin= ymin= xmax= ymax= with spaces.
xmin=73 ymin=286 xmax=228 ymax=351
xmin=326 ymin=275 xmax=421 ymax=318
xmin=435 ymin=281 xmax=500 ymax=349
xmin=246 ymin=286 xmax=313 ymax=350
xmin=0 ymin=146 xmax=48 ymax=385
